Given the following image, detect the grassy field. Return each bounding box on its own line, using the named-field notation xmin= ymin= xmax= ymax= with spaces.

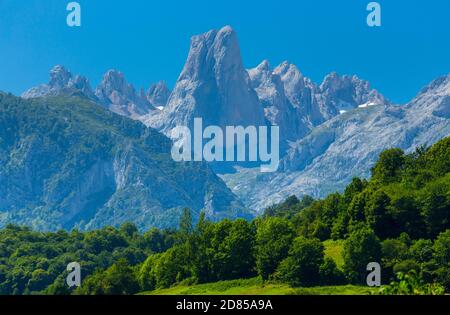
xmin=323 ymin=239 xmax=345 ymax=269
xmin=141 ymin=239 xmax=373 ymax=296
xmin=141 ymin=277 xmax=377 ymax=295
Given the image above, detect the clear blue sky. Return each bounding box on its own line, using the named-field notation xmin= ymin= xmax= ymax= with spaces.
xmin=0 ymin=0 xmax=449 ymax=104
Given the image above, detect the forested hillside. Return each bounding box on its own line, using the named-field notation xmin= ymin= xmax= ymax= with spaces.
xmin=0 ymin=93 xmax=248 ymax=231
xmin=0 ymin=137 xmax=448 ymax=295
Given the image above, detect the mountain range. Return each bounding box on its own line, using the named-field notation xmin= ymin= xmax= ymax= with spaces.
xmin=22 ymin=65 xmax=171 ymax=120
xmin=4 ymin=25 xmax=449 ymax=229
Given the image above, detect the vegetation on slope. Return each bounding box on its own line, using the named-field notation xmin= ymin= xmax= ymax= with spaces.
xmin=0 ymin=136 xmax=448 ymax=295
xmin=141 ymin=277 xmax=375 ymax=296
xmin=0 ymin=93 xmax=248 ymax=231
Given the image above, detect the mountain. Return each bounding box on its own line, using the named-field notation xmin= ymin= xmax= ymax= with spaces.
xmin=221 ymin=74 xmax=450 ymax=211
xmin=141 ymin=26 xmax=390 ymax=157
xmin=248 ymin=60 xmax=308 ymax=149
xmin=23 ymin=66 xmax=156 ymax=120
xmin=319 ymin=72 xmax=389 ymax=115
xmin=0 ymin=93 xmax=250 ymax=231
xmin=147 ymin=81 xmax=171 ymax=109
xmin=15 ymin=26 xmax=448 ymax=218
xmin=22 ymin=65 xmax=96 ymax=100
xmin=273 ymin=61 xmax=328 ymax=126
xmin=95 ymin=70 xmax=155 ymax=119
xmin=21 ymin=28 xmax=388 ymax=153
xmin=144 ymin=25 xmax=267 ymax=135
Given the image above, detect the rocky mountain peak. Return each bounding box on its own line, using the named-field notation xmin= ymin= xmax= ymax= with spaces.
xmin=21 ymin=65 xmax=95 ymax=100
xmin=408 ymin=74 xmax=450 ymax=118
xmin=320 ymin=72 xmax=388 ymax=114
xmin=248 ymin=60 xmax=306 ymax=146
xmin=147 ymin=81 xmax=171 ymax=108
xmin=101 ymin=69 xmax=124 ymax=86
xmin=418 ymin=74 xmax=450 ymax=96
xmin=69 ymin=75 xmax=96 ymax=99
xmin=146 ymin=25 xmax=266 ymax=133
xmin=274 ymin=62 xmax=311 ymax=107
xmin=256 ymin=59 xmax=271 ymax=72
xmin=274 ymin=62 xmax=303 ymax=83
xmin=272 ymin=61 xmax=328 ymax=126
xmin=95 ymin=70 xmax=155 ymax=119
xmin=49 ymin=65 xmax=73 ymax=89
xmin=96 ymin=70 xmax=133 ymax=98
xmin=248 ymin=60 xmax=280 ymax=90
xmin=180 ymin=25 xmax=242 ymax=85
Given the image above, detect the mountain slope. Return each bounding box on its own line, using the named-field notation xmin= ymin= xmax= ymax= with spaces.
xmin=0 ymin=93 xmax=250 ymax=231
xmin=221 ymin=74 xmax=450 ymax=211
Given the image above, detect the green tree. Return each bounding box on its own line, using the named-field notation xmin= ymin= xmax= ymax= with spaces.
xmin=381 ymin=239 xmax=408 ymax=267
xmin=44 ymin=276 xmax=72 ymax=295
xmin=255 ymin=217 xmax=295 ymax=280
xmin=139 ymin=228 xmax=175 ymax=253
xmin=348 ymin=193 xmax=367 ymax=226
xmin=211 ymin=219 xmax=255 ymax=280
xmin=119 ymin=222 xmax=138 ymax=239
xmin=319 ymin=257 xmax=346 ymax=285
xmin=191 ymin=212 xmax=213 ymax=283
xmin=389 ymin=193 xmax=425 ymax=239
xmin=154 ymin=245 xmax=191 ymax=288
xmin=331 ymin=211 xmax=350 ymax=240
xmin=179 ymin=208 xmax=194 ymax=237
xmin=421 ymin=180 xmax=450 ymax=238
xmin=343 ymin=227 xmax=381 ymax=283
xmin=364 ymin=190 xmax=394 ymax=239
xmin=343 ymin=178 xmax=366 ymax=204
xmin=276 ymin=237 xmax=324 ymax=287
xmin=393 ymin=260 xmax=420 ymax=275
xmin=432 ymin=230 xmax=450 ymax=290
xmin=78 ymin=259 xmax=139 ymax=295
xmin=409 ymin=239 xmax=433 ymax=263
xmin=137 ymin=254 xmax=160 ymax=291
xmin=371 ymin=148 xmax=405 ymax=183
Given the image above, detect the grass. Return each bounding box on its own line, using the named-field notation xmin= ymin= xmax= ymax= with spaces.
xmin=291 ymin=285 xmax=377 ymax=295
xmin=141 ymin=277 xmax=377 ymax=296
xmin=324 ymin=239 xmax=345 ymax=269
xmin=141 ymin=239 xmax=373 ymax=296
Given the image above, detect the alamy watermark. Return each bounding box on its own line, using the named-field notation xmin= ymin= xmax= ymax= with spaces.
xmin=367 ymin=2 xmax=382 ymax=27
xmin=171 ymin=118 xmax=280 ymax=173
xmin=65 ymin=2 xmax=381 ymax=28
xmin=66 ymin=262 xmax=81 ymax=288
xmin=66 ymin=2 xmax=81 ymax=27
xmin=366 ymin=262 xmax=381 ymax=287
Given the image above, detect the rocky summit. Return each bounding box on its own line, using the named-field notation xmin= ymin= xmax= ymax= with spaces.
xmin=143 ymin=26 xmax=267 ymax=135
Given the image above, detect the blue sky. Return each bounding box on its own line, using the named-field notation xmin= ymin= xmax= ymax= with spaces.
xmin=0 ymin=0 xmax=449 ymax=104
